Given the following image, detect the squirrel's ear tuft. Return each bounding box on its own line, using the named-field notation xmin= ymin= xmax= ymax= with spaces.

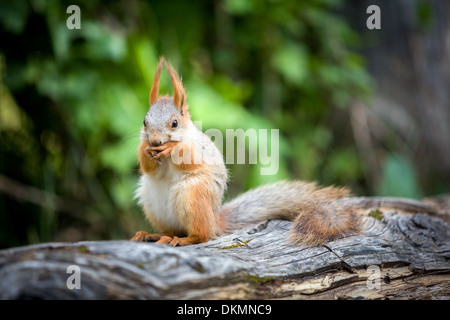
xmin=149 ymin=57 xmax=165 ymax=106
xmin=164 ymin=60 xmax=187 ymax=116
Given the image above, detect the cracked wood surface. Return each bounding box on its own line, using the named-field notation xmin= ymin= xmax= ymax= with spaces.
xmin=0 ymin=196 xmax=449 ymax=300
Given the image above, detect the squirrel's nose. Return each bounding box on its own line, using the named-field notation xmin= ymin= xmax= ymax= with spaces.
xmin=149 ymin=139 xmax=162 ymax=147
xmin=149 ymin=132 xmax=163 ymax=147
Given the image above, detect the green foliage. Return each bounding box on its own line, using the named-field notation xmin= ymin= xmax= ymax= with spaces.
xmin=378 ymin=153 xmax=423 ymax=199
xmin=0 ymin=0 xmax=374 ymax=247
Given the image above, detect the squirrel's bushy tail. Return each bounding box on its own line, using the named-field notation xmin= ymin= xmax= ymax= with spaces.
xmin=219 ymin=181 xmax=362 ymax=246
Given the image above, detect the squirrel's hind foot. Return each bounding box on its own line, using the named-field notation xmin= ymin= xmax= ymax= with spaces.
xmin=130 ymin=231 xmax=165 ymax=242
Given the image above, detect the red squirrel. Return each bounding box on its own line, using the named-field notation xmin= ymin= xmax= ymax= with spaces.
xmin=131 ymin=57 xmax=362 ymax=246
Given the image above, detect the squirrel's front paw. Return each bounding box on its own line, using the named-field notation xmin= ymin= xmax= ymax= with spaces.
xmin=145 ymin=148 xmax=158 ymax=158
xmin=144 ymin=148 xmax=162 ymax=164
xmin=149 ymin=141 xmax=179 ymax=160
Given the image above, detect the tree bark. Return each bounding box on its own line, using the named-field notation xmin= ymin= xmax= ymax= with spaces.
xmin=0 ymin=195 xmax=449 ymax=300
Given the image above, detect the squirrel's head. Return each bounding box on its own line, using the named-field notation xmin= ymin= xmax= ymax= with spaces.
xmin=141 ymin=57 xmax=190 ymax=146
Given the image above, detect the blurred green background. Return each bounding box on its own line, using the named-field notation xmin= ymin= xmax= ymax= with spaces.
xmin=1 ymin=0 xmax=449 ymax=249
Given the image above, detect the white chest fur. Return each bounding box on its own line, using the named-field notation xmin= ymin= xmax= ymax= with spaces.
xmin=135 ymin=160 xmax=186 ymax=234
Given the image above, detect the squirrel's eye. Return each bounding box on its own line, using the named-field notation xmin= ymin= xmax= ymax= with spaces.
xmin=172 ymin=119 xmax=178 ymax=128
xmin=143 ymin=119 xmax=146 ymax=127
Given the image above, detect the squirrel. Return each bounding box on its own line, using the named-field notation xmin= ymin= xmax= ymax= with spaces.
xmin=130 ymin=57 xmax=362 ymax=247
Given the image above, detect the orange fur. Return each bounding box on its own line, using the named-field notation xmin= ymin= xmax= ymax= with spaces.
xmin=131 ymin=231 xmax=165 ymax=242
xmin=167 ymin=180 xmax=218 ymax=246
xmin=138 ymin=141 xmax=158 ymax=175
xmin=290 ymin=202 xmax=361 ymax=246
xmin=185 ymin=185 xmax=217 ymax=241
xmin=288 ymin=185 xmax=361 ymax=246
xmin=168 ymin=236 xmax=206 ymax=246
xmin=163 ymin=60 xmax=187 ymax=115
xmin=171 ymin=142 xmax=203 ymax=171
xmin=149 ymin=57 xmax=164 ymax=105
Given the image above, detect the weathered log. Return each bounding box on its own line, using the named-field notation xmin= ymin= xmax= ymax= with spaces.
xmin=0 ymin=196 xmax=449 ymax=300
